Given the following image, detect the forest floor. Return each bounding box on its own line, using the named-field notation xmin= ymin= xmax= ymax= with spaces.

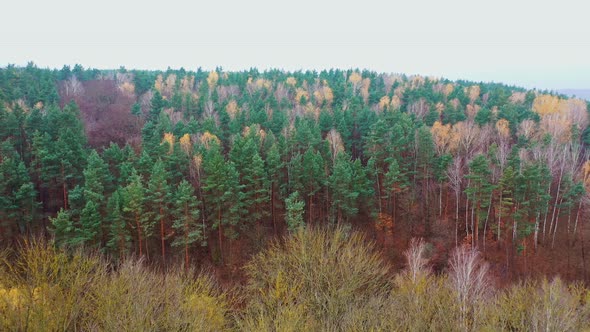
xmin=200 ymin=211 xmax=590 ymax=290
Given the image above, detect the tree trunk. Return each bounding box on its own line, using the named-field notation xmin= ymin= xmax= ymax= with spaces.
xmin=136 ymin=214 xmax=143 ymax=257
xmin=455 ymin=190 xmax=459 ymax=247
xmin=271 ymin=182 xmax=276 ymax=234
xmin=552 ymin=195 xmax=565 ymax=248
xmin=549 ymin=166 xmax=564 ymax=246
xmin=218 ymin=206 xmax=223 ymax=264
xmin=574 ymin=199 xmax=583 ymax=237
xmin=377 ymin=173 xmax=382 ymax=214
xmin=185 ymin=203 xmax=189 ymax=272
xmin=61 ymin=165 xmax=68 ymax=210
xmin=160 ymin=205 xmax=166 ymax=265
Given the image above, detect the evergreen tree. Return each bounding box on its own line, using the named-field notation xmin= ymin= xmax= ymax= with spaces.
xmin=171 ymin=180 xmax=202 ymax=268
xmin=122 ymin=169 xmax=150 ymax=257
xmin=146 ymin=159 xmax=171 ymax=263
xmin=465 ymin=155 xmax=495 ymax=247
xmin=329 ymin=152 xmax=359 ymax=225
xmin=106 ymin=190 xmax=130 ymax=258
xmin=383 ymin=157 xmax=409 ymax=220
xmin=266 ymin=142 xmax=283 ymax=232
xmin=285 ymin=191 xmax=305 ymax=231
xmin=202 ymin=141 xmax=243 ymax=264
xmin=76 ymin=200 xmax=101 ymax=248
xmin=50 ymin=209 xmax=74 ymax=247
xmin=83 ymin=150 xmax=109 ymax=208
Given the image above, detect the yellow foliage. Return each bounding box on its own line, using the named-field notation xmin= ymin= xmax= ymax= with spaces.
xmin=286 ymin=76 xmax=297 ymax=86
xmin=295 ymin=88 xmax=309 ymax=104
xmin=206 ymin=71 xmax=219 ymax=89
xmin=163 ymin=74 xmax=176 ymax=96
xmin=226 ymin=100 xmax=239 ymax=120
xmin=193 ymin=154 xmax=203 ymax=173
xmin=348 ymin=71 xmax=362 ymax=85
xmin=431 ymin=121 xmax=457 ymax=154
xmin=390 ymin=95 xmax=402 ymax=110
xmin=313 ymin=90 xmax=323 ymax=105
xmin=410 ymin=75 xmax=425 ymax=89
xmin=379 ymin=96 xmax=391 ymax=111
xmin=496 ymin=119 xmax=510 ymax=139
xmin=154 ymin=74 xmax=164 ymax=92
xmin=179 ymin=134 xmax=191 ymax=155
xmin=466 ymin=104 xmax=480 ymax=120
xmin=360 ymin=78 xmax=371 ymax=104
xmin=468 ymin=85 xmax=480 ymax=103
xmin=162 ymin=132 xmax=175 ymax=154
xmin=200 ymin=131 xmax=220 ymax=149
xmin=255 ymin=78 xmax=272 ymax=90
xmin=34 ymin=101 xmax=43 ymax=109
xmin=533 ymin=94 xmax=561 ymax=115
xmin=119 ymin=81 xmax=135 ymax=96
xmin=184 ymin=293 xmax=227 ymax=329
xmin=181 ymin=75 xmax=195 ymax=93
xmin=435 ymin=102 xmax=445 ymax=115
xmin=444 ymin=83 xmax=454 ymax=97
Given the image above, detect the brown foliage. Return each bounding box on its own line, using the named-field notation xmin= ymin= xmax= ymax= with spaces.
xmin=60 ymin=79 xmax=141 ymax=148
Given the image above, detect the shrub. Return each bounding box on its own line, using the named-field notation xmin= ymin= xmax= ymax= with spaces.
xmin=237 ymin=226 xmax=391 ymax=331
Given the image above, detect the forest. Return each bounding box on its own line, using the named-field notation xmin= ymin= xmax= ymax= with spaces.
xmin=1 ymin=63 xmax=590 ymax=330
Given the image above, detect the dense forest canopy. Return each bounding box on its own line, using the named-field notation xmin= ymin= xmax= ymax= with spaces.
xmin=1 ymin=62 xmax=590 ymax=281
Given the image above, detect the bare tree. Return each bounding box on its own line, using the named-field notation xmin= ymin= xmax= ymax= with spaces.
xmin=448 ymin=247 xmax=490 ymax=331
xmin=447 ymin=156 xmax=463 ymax=246
xmin=404 ymin=238 xmax=430 ymax=283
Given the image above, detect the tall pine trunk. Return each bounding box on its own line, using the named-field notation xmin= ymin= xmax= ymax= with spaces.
xmin=160 ymin=205 xmax=166 ymax=265
xmin=136 ymin=214 xmax=143 ymax=257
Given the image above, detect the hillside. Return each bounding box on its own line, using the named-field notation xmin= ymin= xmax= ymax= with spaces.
xmin=0 ymin=63 xmax=590 ymax=286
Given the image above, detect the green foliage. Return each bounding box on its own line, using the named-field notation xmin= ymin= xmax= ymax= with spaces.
xmin=171 ymin=180 xmax=203 ymax=250
xmin=284 ymin=191 xmax=305 ymax=231
xmin=329 ymin=152 xmax=360 ymax=224
xmin=106 ymin=190 xmax=131 ymax=258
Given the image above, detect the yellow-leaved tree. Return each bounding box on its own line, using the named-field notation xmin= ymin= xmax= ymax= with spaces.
xmin=206 ymin=71 xmax=219 ymax=89
xmin=162 ymin=133 xmax=175 ymax=154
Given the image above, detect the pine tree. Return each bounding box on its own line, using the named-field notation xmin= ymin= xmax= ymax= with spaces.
xmin=122 ymin=169 xmax=150 ymax=257
xmin=83 ymin=150 xmax=110 ymax=208
xmin=171 ymin=180 xmax=202 ymax=269
xmin=146 ymin=159 xmax=171 ymax=264
xmin=242 ymin=148 xmax=269 ymax=227
xmin=416 ymin=125 xmax=436 ymax=234
xmin=285 ymin=191 xmax=305 ymax=231
xmin=149 ymin=90 xmax=164 ymax=121
xmin=50 ymin=209 xmax=74 ymax=247
xmin=329 ymin=152 xmax=359 ymax=225
xmin=266 ymin=142 xmax=283 ymax=232
xmin=106 ymin=190 xmax=130 ymax=258
xmin=76 ymin=200 xmax=101 ymax=248
xmin=202 ymin=141 xmax=243 ymax=264
xmin=465 ymin=155 xmax=496 ymax=248
xmin=384 ymin=157 xmax=409 ymax=221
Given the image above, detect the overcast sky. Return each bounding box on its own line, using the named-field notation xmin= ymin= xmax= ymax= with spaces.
xmin=2 ymin=0 xmax=589 ymax=90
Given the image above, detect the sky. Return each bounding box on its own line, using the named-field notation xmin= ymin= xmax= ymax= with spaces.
xmin=2 ymin=0 xmax=590 ymax=90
